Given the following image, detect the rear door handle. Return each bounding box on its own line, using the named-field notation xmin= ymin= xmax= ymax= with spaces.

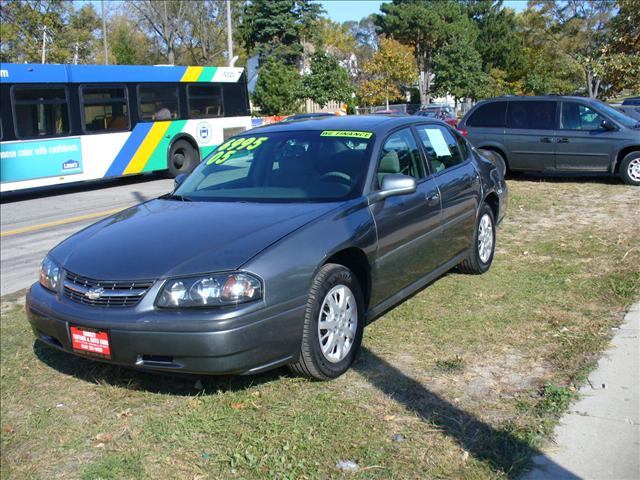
xmin=540 ymin=137 xmax=553 ymax=143
xmin=425 ymin=192 xmax=440 ymax=206
xmin=557 ymin=137 xmax=569 ymax=143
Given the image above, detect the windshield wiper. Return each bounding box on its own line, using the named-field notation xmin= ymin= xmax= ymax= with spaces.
xmin=163 ymin=193 xmax=192 ymax=202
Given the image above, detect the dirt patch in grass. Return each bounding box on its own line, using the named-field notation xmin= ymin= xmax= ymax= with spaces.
xmin=2 ymin=178 xmax=639 ymax=479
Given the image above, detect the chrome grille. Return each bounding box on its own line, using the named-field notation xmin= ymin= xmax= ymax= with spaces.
xmin=63 ymin=271 xmax=154 ymax=308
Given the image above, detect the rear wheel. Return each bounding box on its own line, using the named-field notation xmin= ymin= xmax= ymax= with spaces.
xmin=459 ymin=203 xmax=496 ymax=275
xmin=168 ymin=140 xmax=198 ymax=177
xmin=619 ymin=151 xmax=640 ymax=186
xmin=479 ymin=149 xmax=507 ymax=178
xmin=289 ymin=264 xmax=365 ymax=380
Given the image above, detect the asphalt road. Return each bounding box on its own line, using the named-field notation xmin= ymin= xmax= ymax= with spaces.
xmin=0 ymin=175 xmax=174 ymax=296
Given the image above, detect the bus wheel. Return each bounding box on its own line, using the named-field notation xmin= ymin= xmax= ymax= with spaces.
xmin=168 ymin=140 xmax=198 ymax=177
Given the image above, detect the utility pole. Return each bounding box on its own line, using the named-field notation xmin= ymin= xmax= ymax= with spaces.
xmin=41 ymin=25 xmax=47 ymax=64
xmin=226 ymin=0 xmax=233 ymax=66
xmin=101 ymin=0 xmax=108 ymax=64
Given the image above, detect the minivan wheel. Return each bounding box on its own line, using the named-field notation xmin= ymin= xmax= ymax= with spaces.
xmin=458 ymin=203 xmax=496 ymax=275
xmin=289 ymin=263 xmax=365 ymax=380
xmin=479 ymin=149 xmax=507 ymax=178
xmin=168 ymin=140 xmax=198 ymax=177
xmin=620 ymin=152 xmax=640 ymax=186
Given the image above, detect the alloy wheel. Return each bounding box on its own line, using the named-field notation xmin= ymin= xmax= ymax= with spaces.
xmin=477 ymin=213 xmax=494 ymax=264
xmin=318 ymin=284 xmax=357 ymax=363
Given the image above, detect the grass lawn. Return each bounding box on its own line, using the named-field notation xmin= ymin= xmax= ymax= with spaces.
xmin=1 ymin=176 xmax=639 ymax=479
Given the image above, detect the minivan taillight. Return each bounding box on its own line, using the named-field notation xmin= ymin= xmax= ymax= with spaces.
xmin=457 ymin=128 xmax=468 ymax=137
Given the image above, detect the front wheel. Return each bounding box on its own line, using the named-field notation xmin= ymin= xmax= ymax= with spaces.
xmin=619 ymin=152 xmax=640 ymax=186
xmin=458 ymin=203 xmax=496 ymax=275
xmin=289 ymin=264 xmax=365 ymax=380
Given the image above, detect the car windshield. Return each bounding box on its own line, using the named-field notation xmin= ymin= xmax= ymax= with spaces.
xmin=593 ymin=101 xmax=638 ymax=128
xmin=174 ymin=130 xmax=374 ymax=202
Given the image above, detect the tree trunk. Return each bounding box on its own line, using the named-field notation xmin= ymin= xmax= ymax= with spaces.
xmin=425 ymin=68 xmax=431 ymax=105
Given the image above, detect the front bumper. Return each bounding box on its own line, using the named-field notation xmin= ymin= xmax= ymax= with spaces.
xmin=26 ymin=283 xmax=306 ymax=375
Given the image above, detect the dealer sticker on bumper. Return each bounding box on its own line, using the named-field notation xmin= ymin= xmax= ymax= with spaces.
xmin=70 ymin=326 xmax=111 ymax=358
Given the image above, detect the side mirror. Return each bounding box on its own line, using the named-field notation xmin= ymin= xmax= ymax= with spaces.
xmin=601 ymin=119 xmax=617 ymax=131
xmin=174 ymin=173 xmax=188 ymax=189
xmin=368 ymin=174 xmax=417 ymax=204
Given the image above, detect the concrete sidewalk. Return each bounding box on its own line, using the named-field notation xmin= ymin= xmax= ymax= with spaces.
xmin=522 ymin=302 xmax=639 ymax=480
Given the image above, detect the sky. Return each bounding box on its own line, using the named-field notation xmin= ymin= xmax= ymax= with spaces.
xmin=319 ymin=0 xmax=529 ymax=23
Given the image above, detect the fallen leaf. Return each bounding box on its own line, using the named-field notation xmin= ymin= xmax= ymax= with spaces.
xmin=231 ymin=403 xmax=247 ymax=410
xmin=94 ymin=443 xmax=105 ymax=449
xmin=95 ymin=432 xmax=113 ymax=442
xmin=117 ymin=409 xmax=132 ymax=419
xmin=2 ymin=426 xmax=15 ymax=434
xmin=382 ymin=415 xmax=395 ymax=422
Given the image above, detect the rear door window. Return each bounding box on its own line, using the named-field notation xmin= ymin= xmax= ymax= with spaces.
xmin=466 ymin=102 xmax=507 ymax=127
xmin=415 ymin=124 xmax=465 ymax=173
xmin=507 ymin=101 xmax=557 ymax=130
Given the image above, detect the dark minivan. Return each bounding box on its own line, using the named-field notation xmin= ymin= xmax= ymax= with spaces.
xmin=458 ymin=96 xmax=640 ymax=185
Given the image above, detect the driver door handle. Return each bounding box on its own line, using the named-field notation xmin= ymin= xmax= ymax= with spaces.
xmin=557 ymin=137 xmax=569 ymax=143
xmin=540 ymin=137 xmax=553 ymax=143
xmin=425 ymin=192 xmax=440 ymax=206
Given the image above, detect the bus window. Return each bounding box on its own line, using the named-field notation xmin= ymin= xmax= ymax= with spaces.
xmin=187 ymin=84 xmax=223 ymax=118
xmin=138 ymin=85 xmax=179 ymax=121
xmin=13 ymin=86 xmax=70 ymax=139
xmin=81 ymin=85 xmax=130 ymax=133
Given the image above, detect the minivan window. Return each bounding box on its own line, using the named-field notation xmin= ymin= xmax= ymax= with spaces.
xmin=507 ymin=101 xmax=556 ymax=130
xmin=466 ymin=101 xmax=507 ymax=127
xmin=560 ymin=102 xmax=605 ymax=130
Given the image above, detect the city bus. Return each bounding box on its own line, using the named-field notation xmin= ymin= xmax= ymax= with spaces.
xmin=0 ymin=63 xmax=251 ymax=192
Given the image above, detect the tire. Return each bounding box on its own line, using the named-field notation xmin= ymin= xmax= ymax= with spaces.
xmin=479 ymin=149 xmax=507 ymax=178
xmin=168 ymin=139 xmax=198 ymax=177
xmin=289 ymin=263 xmax=365 ymax=380
xmin=619 ymin=151 xmax=640 ymax=186
xmin=458 ymin=203 xmax=496 ymax=275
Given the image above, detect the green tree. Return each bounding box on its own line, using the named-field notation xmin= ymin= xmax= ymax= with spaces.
xmin=525 ymin=0 xmax=615 ymax=98
xmin=303 ymin=51 xmax=352 ymax=108
xmin=432 ymin=41 xmax=488 ymax=103
xmin=315 ymin=18 xmax=356 ymax=61
xmin=109 ymin=14 xmax=156 ymax=65
xmin=466 ymin=0 xmax=525 ymax=80
xmin=359 ymin=37 xmax=417 ymax=109
xmin=238 ymin=0 xmax=322 ymax=66
xmin=375 ymin=0 xmax=476 ymax=104
xmin=252 ymin=58 xmax=303 ymax=115
xmin=597 ymin=0 xmax=640 ymax=97
xmin=0 ymin=0 xmax=72 ymax=63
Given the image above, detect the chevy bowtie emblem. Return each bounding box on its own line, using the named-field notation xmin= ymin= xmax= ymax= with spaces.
xmin=85 ymin=287 xmax=105 ymax=300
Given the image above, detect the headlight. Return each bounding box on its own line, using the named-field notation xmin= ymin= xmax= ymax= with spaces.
xmin=39 ymin=255 xmax=61 ymax=293
xmin=156 ymin=272 xmax=262 ymax=308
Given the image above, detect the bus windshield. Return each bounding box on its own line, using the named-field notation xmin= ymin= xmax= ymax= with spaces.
xmin=174 ymin=131 xmax=374 ymax=202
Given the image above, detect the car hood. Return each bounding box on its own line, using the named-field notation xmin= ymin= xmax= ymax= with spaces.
xmin=51 ymin=198 xmax=339 ymax=280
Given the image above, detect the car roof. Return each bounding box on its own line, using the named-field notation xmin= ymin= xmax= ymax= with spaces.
xmin=478 ymin=95 xmax=600 ymax=103
xmin=248 ymin=115 xmax=435 ymax=134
